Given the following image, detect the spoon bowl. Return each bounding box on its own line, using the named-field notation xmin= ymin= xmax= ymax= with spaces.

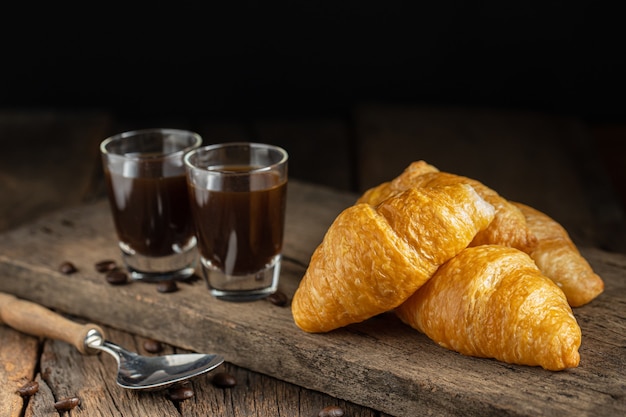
xmin=84 ymin=328 xmax=224 ymax=390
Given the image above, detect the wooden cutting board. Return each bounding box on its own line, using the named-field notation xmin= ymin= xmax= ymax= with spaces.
xmin=0 ymin=180 xmax=624 ymax=417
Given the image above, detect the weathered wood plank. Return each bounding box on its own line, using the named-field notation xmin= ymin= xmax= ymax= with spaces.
xmin=24 ymin=375 xmax=56 ymax=417
xmin=0 ymin=326 xmax=39 ymax=417
xmin=178 ymin=361 xmax=379 ymax=417
xmin=8 ymin=322 xmax=379 ymax=417
xmin=0 ymin=180 xmax=624 ymax=417
xmin=35 ymin=329 xmax=183 ymax=417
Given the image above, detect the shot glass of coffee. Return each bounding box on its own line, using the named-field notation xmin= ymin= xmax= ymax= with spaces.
xmin=100 ymin=128 xmax=202 ymax=281
xmin=184 ymin=142 xmax=288 ymax=301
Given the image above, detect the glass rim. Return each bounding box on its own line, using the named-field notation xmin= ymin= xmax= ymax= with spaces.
xmin=100 ymin=128 xmax=203 ymax=161
xmin=184 ymin=142 xmax=288 ymax=175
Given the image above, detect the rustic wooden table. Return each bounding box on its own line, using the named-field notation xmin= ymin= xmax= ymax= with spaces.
xmin=0 ymin=179 xmax=624 ymax=417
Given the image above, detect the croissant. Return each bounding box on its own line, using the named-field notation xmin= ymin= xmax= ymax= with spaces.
xmin=358 ymin=161 xmax=537 ymax=253
xmin=512 ymin=202 xmax=604 ymax=307
xmin=292 ymin=183 xmax=496 ymax=333
xmin=395 ymin=245 xmax=582 ymax=371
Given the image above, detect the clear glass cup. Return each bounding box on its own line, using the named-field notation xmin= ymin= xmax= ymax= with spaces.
xmin=184 ymin=142 xmax=288 ymax=301
xmin=100 ymin=128 xmax=202 ymax=281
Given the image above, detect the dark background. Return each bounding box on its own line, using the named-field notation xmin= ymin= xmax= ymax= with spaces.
xmin=1 ymin=2 xmax=625 ymax=252
xmin=2 ymin=2 xmax=624 ymax=124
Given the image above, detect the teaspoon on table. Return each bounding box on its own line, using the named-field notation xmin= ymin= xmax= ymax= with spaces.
xmin=0 ymin=292 xmax=224 ymax=390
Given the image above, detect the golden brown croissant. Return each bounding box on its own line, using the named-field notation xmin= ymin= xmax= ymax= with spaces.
xmin=358 ymin=161 xmax=537 ymax=253
xmin=292 ymin=183 xmax=496 ymax=333
xmin=395 ymin=245 xmax=582 ymax=371
xmin=512 ymin=202 xmax=604 ymax=307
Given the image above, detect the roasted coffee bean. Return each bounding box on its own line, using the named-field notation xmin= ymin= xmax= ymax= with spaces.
xmin=212 ymin=372 xmax=237 ymax=388
xmin=16 ymin=380 xmax=39 ymax=397
xmin=59 ymin=261 xmax=77 ymax=275
xmin=318 ymin=405 xmax=345 ymax=417
xmin=266 ymin=290 xmax=288 ymax=307
xmin=54 ymin=396 xmax=80 ymax=411
xmin=143 ymin=339 xmax=163 ymax=353
xmin=105 ymin=269 xmax=128 ymax=285
xmin=95 ymin=259 xmax=117 ymax=273
xmin=167 ymin=382 xmax=194 ymax=401
xmin=157 ymin=280 xmax=178 ymax=293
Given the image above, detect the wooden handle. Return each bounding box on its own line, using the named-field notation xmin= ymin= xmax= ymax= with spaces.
xmin=0 ymin=292 xmax=104 ymax=354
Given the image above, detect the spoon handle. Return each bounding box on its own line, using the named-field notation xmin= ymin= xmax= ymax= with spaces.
xmin=0 ymin=292 xmax=105 ymax=354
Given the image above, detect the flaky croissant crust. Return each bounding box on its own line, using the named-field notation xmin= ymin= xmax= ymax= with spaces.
xmin=358 ymin=160 xmax=537 ymax=253
xmin=360 ymin=160 xmax=604 ymax=307
xmin=512 ymin=202 xmax=604 ymax=307
xmin=292 ymin=160 xmax=600 ymax=370
xmin=396 ymin=245 xmax=582 ymax=371
xmin=292 ymin=183 xmax=495 ymax=333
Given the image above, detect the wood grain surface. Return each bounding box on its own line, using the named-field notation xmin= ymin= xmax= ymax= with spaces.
xmin=0 ymin=180 xmax=624 ymax=417
xmin=0 ymin=324 xmax=378 ymax=417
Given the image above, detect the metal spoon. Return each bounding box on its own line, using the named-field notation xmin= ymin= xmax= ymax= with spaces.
xmin=0 ymin=292 xmax=224 ymax=390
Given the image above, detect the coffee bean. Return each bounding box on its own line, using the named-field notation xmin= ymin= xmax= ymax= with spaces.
xmin=59 ymin=261 xmax=77 ymax=275
xmin=16 ymin=380 xmax=39 ymax=397
xmin=212 ymin=372 xmax=237 ymax=388
xmin=54 ymin=396 xmax=80 ymax=411
xmin=167 ymin=382 xmax=194 ymax=401
xmin=95 ymin=259 xmax=117 ymax=273
xmin=105 ymin=269 xmax=128 ymax=285
xmin=143 ymin=339 xmax=163 ymax=353
xmin=318 ymin=405 xmax=345 ymax=417
xmin=266 ymin=290 xmax=289 ymax=307
xmin=157 ymin=280 xmax=178 ymax=293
